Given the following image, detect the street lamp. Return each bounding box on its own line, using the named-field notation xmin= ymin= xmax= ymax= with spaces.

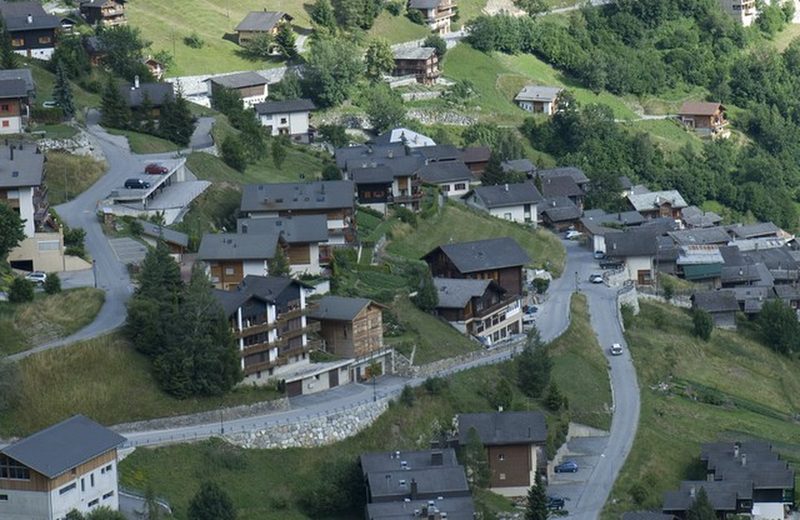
xmin=92 ymin=259 xmax=97 ymax=288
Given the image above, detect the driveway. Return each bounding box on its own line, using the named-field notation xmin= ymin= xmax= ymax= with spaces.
xmin=109 ymin=237 xmax=148 ymax=264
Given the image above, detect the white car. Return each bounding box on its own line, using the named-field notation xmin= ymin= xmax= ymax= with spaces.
xmin=565 ymin=230 xmax=581 ymax=240
xmin=610 ymin=343 xmax=623 ymax=356
xmin=25 ymin=271 xmax=47 ymax=284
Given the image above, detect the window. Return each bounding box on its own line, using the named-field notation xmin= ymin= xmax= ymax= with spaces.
xmin=81 ymin=478 xmax=85 ymax=492
xmin=0 ymin=454 xmax=30 ymax=480
xmin=0 ymin=494 xmax=8 ymax=500
xmin=11 ymin=38 xmax=22 ymax=47
xmin=499 ymin=454 xmax=505 ymax=461
xmin=102 ymin=491 xmax=114 ymax=500
xmin=225 ymin=267 xmax=234 ymax=275
xmin=59 ymin=482 xmax=77 ymax=495
xmin=0 ymin=104 xmax=8 ymax=112
xmin=280 ymin=117 xmax=287 ymax=124
xmin=39 ymin=36 xmax=52 ymax=44
xmin=499 ymin=473 xmax=506 ymax=480
xmin=441 ymin=185 xmax=450 ymax=192
xmin=90 ymin=473 xmax=94 ymax=487
xmin=264 ymin=114 xmax=272 ymax=121
xmin=454 ymin=183 xmax=466 ymax=190
xmin=88 ymin=498 xmax=99 ymax=507
xmin=1 ymin=121 xmax=8 ymax=128
xmin=38 ymin=240 xmax=60 ymax=251
xmin=504 ymin=213 xmax=512 ymax=220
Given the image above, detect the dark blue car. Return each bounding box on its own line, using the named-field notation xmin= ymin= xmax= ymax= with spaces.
xmin=554 ymin=460 xmax=579 ymax=473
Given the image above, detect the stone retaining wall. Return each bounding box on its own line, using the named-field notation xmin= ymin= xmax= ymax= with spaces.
xmin=617 ymin=282 xmax=639 ymax=332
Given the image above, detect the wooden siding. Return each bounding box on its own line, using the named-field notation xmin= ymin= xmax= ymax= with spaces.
xmin=287 ymin=244 xmax=311 ymax=264
xmin=487 ymin=444 xmax=531 ymax=488
xmin=0 ymin=450 xmax=116 ymax=493
xmin=319 ymin=304 xmax=384 ymax=359
xmin=209 ymin=260 xmax=244 ymax=290
xmin=426 ymin=251 xmax=524 ymax=295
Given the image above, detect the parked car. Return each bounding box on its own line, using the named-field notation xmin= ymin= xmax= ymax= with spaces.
xmin=599 ymin=259 xmax=623 ymax=270
xmin=589 ymin=273 xmax=604 ymax=284
xmin=42 ymin=100 xmax=59 ymax=108
xmin=565 ymin=230 xmax=581 ymax=240
xmin=144 ymin=163 xmax=168 ymax=174
xmin=593 ymin=250 xmax=605 ymax=260
xmin=124 ymin=178 xmax=150 ymax=189
xmin=547 ymin=495 xmax=566 ymax=510
xmin=555 ymin=461 xmax=579 ymax=473
xmin=25 ymin=271 xmax=47 ymax=284
xmin=610 ymin=343 xmax=623 ymax=356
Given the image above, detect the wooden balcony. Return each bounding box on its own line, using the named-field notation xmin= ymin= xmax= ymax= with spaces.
xmin=243 ymin=356 xmax=289 ymax=375
xmin=234 ymin=320 xmax=276 ymax=338
xmin=241 ymin=337 xmax=287 ymax=357
xmin=278 ymin=321 xmax=321 ymax=340
xmin=279 ymin=301 xmax=318 ymax=321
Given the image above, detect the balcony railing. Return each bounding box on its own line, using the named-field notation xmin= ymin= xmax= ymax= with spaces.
xmin=234 ymin=320 xmax=276 ymax=338
xmin=474 ymin=297 xmax=520 ymax=320
xmin=241 ymin=337 xmax=287 ymax=356
xmin=243 ymin=356 xmax=289 ymax=375
xmin=279 ymin=301 xmax=318 ymax=321
xmin=277 ymin=321 xmax=321 ymax=340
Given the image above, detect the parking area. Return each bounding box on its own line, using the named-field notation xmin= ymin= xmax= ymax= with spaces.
xmin=547 ymin=434 xmax=610 ymax=514
xmin=109 ymin=238 xmax=148 ymax=264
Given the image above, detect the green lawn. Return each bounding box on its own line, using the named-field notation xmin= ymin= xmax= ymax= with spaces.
xmin=186 ymin=147 xmax=327 ymax=185
xmin=603 ymin=301 xmax=800 ymax=517
xmin=0 ymin=332 xmax=282 ymax=437
xmin=624 ymin=119 xmax=701 ymax=153
xmin=45 ymin=152 xmax=108 ymax=205
xmin=387 ymin=200 xmax=567 ymax=277
xmin=171 ymin=183 xmax=243 ymax=241
xmin=27 ymin=124 xmax=79 ymax=140
xmin=105 ymin=129 xmax=182 ymax=154
xmin=368 ymin=11 xmax=431 ymax=43
xmin=126 ymin=0 xmax=309 ymax=76
xmin=0 ymin=288 xmax=105 ymax=356
xmin=29 ymin=64 xmax=100 ymax=122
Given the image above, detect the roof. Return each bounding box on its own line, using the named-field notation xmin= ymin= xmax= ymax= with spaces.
xmin=240 ymin=181 xmax=355 ymax=213
xmin=214 ymin=275 xmax=301 ymax=316
xmin=726 ymin=222 xmax=781 ymax=239
xmin=366 ymin=466 xmax=470 ymax=501
xmin=539 ymin=196 xmax=581 ymax=222
xmin=606 ymin=227 xmax=679 ymax=259
xmin=0 ymin=1 xmax=60 ymax=31
xmin=393 ymin=46 xmax=437 ymax=60
xmin=119 ymin=83 xmax=174 ymax=108
xmin=237 ymin=215 xmax=329 ymax=244
xmin=0 ymin=78 xmax=27 ymax=98
xmin=0 ymin=144 xmax=45 ymax=188
xmin=459 ymin=146 xmax=490 ymax=164
xmin=681 ymin=206 xmax=722 ymax=228
xmin=425 ymin=237 xmax=531 ymax=273
xmin=350 ymin=165 xmax=396 ymax=185
xmin=360 ymin=449 xmax=460 ymax=475
xmin=0 ymin=68 xmax=34 ymax=92
xmin=539 ymin=175 xmax=582 ymax=198
xmin=677 ymin=245 xmax=724 ymax=266
xmin=579 ymin=210 xmax=646 ymax=236
xmin=692 ymin=290 xmax=739 ymax=313
xmin=663 ymin=481 xmax=750 ymax=513
xmin=208 ymin=71 xmax=269 ymax=90
xmin=470 ymin=182 xmax=543 ymax=208
xmin=619 ymin=175 xmax=633 ymax=190
xmin=366 ymin=496 xmax=476 ymax=520
xmin=197 ymin=232 xmax=280 ymax=261
xmin=1 ymin=415 xmax=125 ymax=479
xmin=501 ymin=159 xmax=535 ymax=174
xmin=308 ymin=295 xmax=383 ymax=321
xmin=415 ymin=144 xmax=461 ymax=163
xmin=84 ymin=35 xmax=104 ymax=54
xmin=433 ymin=278 xmax=496 ymax=308
xmin=417 ymin=161 xmax=473 ymax=184
xmin=369 ymin=127 xmax=436 ymax=148
xmin=234 ymin=10 xmax=291 ymax=32
xmin=136 ymin=220 xmax=189 ymax=247
xmin=536 ymin=166 xmax=589 ymax=184
xmin=457 ymin=411 xmax=548 ymax=445
xmin=669 ymin=228 xmax=731 ymax=246
xmin=409 ymin=0 xmax=445 ymax=8
xmin=678 ymin=101 xmax=726 ymax=116
xmin=335 ymin=143 xmax=407 ymax=169
xmin=254 ymin=98 xmax=316 ymax=115
xmin=515 ymin=85 xmax=563 ymax=102
xmin=700 ymin=441 xmax=795 ymax=489
xmin=622 ymin=513 xmax=675 ymax=520
xmin=347 ymin=155 xmax=423 ymax=178
xmin=627 ymin=190 xmax=688 ymax=211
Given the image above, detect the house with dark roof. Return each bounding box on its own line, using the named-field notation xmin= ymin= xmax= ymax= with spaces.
xmin=681 ymin=206 xmax=723 ymax=229
xmin=578 ymin=209 xmax=645 ymax=253
xmin=622 ymin=513 xmax=675 ymax=520
xmin=135 ymin=220 xmax=189 ymax=258
xmin=346 ymin=155 xmax=425 ymax=214
xmin=627 ymin=190 xmax=688 ymax=221
xmin=539 ymin=196 xmax=582 ymax=231
xmin=457 ymin=411 xmax=548 ymax=495
xmin=726 ymin=222 xmax=782 ymax=241
xmin=433 ymin=277 xmax=523 ymax=346
xmin=78 ymin=0 xmax=126 ymax=26
xmin=692 ymin=290 xmax=739 ymax=328
xmin=254 ymin=98 xmax=315 ymax=142
xmin=0 ymin=77 xmax=30 ymax=133
xmin=676 ymin=245 xmax=724 ymax=286
xmin=0 ymin=415 xmax=126 ymax=520
xmin=538 ymin=175 xmax=584 ymax=209
xmin=605 ymin=223 xmax=680 ymax=285
xmin=335 ymin=143 xmax=407 ymax=170
xmin=237 ymin=215 xmax=329 ymax=274
xmin=207 ymin=71 xmax=269 ymax=107
xmin=465 ymin=181 xmax=543 ymax=227
xmin=393 ymin=45 xmax=440 ymax=85
xmin=678 ymin=101 xmax=728 ymax=138
xmin=502 ymin=159 xmax=536 ymax=177
xmin=536 ymin=167 xmax=590 ymax=189
xmin=197 ymin=232 xmax=285 ymax=290
xmin=234 ymin=10 xmax=293 ymax=47
xmin=423 ymin=237 xmax=531 ymax=296
xmin=514 ymin=85 xmax=564 ymax=115
xmin=214 ymin=275 xmax=335 ymax=392
xmin=118 ymin=78 xmax=173 ymax=118
xmin=417 ymin=161 xmax=473 ymax=197
xmin=239 ymin=181 xmax=356 ymax=254
xmin=460 ymin=146 xmax=490 ymax=175
xmin=414 ymin=144 xmax=461 ymax=164
xmin=308 ymin=296 xmax=391 ymax=381
xmin=0 ymin=1 xmax=60 ymax=60
xmin=407 ymin=0 xmax=458 ymax=34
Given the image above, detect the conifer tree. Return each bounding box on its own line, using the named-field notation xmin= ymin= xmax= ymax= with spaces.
xmin=53 ymin=60 xmax=76 ymax=119
xmin=100 ymin=76 xmax=130 ymax=129
xmin=524 ymin=472 xmax=548 ymax=520
xmin=275 ymin=23 xmax=297 ymax=60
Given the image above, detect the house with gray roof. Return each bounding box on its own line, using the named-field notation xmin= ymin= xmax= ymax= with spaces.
xmin=433 ymin=277 xmax=523 ymax=346
xmin=681 ymin=206 xmax=723 ymax=228
xmin=0 ymin=415 xmax=126 ymax=520
xmin=627 ymin=190 xmax=687 ymax=220
xmin=393 ymin=45 xmax=441 ymax=85
xmin=417 ymin=161 xmax=473 ymax=197
xmin=726 ymin=222 xmax=782 ymax=241
xmin=538 ymin=175 xmax=584 ymax=208
xmin=136 ymin=220 xmax=189 ymax=258
xmin=234 ymin=10 xmax=293 ymax=46
xmin=346 ymin=154 xmax=425 ymax=214
xmin=514 ymin=85 xmax=564 ymax=115
xmin=536 ymin=167 xmax=590 ymax=187
xmin=501 ymin=159 xmax=536 ymax=177
xmin=407 ymin=0 xmax=458 ymax=34
xmin=197 ymin=232 xmax=285 ymax=290
xmin=578 ymin=209 xmax=645 ymax=253
xmin=606 ymin=225 xmax=680 ymax=285
xmin=0 ymin=1 xmax=60 ymax=60
xmin=254 ymin=98 xmax=315 ymax=142
xmin=457 ymin=411 xmax=547 ymax=495
xmin=692 ymin=290 xmax=739 ymax=328
xmin=118 ymin=78 xmax=173 ymax=118
xmin=238 ymin=215 xmax=329 ymax=274
xmin=465 ymin=181 xmax=543 ymax=227
xmin=0 ymin=77 xmax=28 ymax=134
xmin=676 ymin=245 xmax=724 ymax=286
xmin=423 ymin=237 xmax=531 ymax=295
xmin=335 ymin=143 xmax=407 ymax=170
xmin=539 ymin=196 xmax=582 ymax=230
xmin=206 ymin=71 xmax=269 ymax=107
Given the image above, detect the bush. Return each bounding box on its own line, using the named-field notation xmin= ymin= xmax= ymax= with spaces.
xmin=407 ymin=9 xmax=425 ymax=25
xmin=43 ymin=272 xmax=61 ymax=295
xmin=423 ymin=376 xmax=449 ymax=395
xmin=183 ymin=32 xmax=205 ymax=49
xmin=64 ymin=227 xmax=86 ymax=258
xmin=692 ymin=308 xmax=713 ymax=341
xmin=220 ymin=135 xmax=247 ymax=172
xmin=399 ymin=385 xmax=415 ymax=407
xmin=393 ymin=206 xmax=417 ymax=227
xmin=9 ymin=277 xmax=34 ymax=303
xmin=386 ymin=0 xmax=404 ymax=16
xmin=531 ymin=278 xmax=550 ymax=294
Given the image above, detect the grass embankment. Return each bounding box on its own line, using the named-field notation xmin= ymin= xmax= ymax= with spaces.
xmin=0 ymin=288 xmax=104 ymax=356
xmin=387 ymin=200 xmax=566 ymax=276
xmin=125 ymin=0 xmax=308 ymax=76
xmin=45 ymin=153 xmax=108 ymax=205
xmin=368 ymin=10 xmax=430 ymax=43
xmin=29 ymin=64 xmax=100 ymax=123
xmin=604 ymin=300 xmax=800 ymax=518
xmin=625 ymin=119 xmax=702 ymax=153
xmin=186 ymin=148 xmax=326 ymax=185
xmin=0 ymin=332 xmax=281 ymax=438
xmin=119 ymin=294 xmax=609 ymax=519
xmin=105 ymin=129 xmax=182 ymax=154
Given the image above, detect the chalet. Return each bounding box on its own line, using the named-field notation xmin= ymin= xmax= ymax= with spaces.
xmin=307 ymin=296 xmax=392 ymax=381
xmin=691 ymin=290 xmax=739 ymax=329
xmin=135 ymin=219 xmax=188 ymax=259
xmin=0 ymin=78 xmax=29 ymax=133
xmin=578 ymin=209 xmax=645 ymax=253
xmin=678 ymin=101 xmax=728 ymax=138
xmin=669 ymin=227 xmax=731 ymax=247
xmin=392 ymin=46 xmax=440 ymax=85
xmin=84 ymin=36 xmax=104 ymax=66
xmin=142 ymin=56 xmax=165 ymax=80
xmin=415 ymin=144 xmax=461 ymax=164
xmin=417 ymin=161 xmax=473 ymax=198
xmin=335 ymin=143 xmax=407 ymax=170
xmin=538 ymin=175 xmax=584 ymax=210
xmin=539 ymin=196 xmax=582 ymax=231
xmin=239 ymin=181 xmax=357 ymax=254
xmin=237 ymin=214 xmax=329 ymax=274
xmin=502 ymin=159 xmax=536 ymax=178
xmin=726 ymin=222 xmax=782 ymax=241
xmin=0 ymin=1 xmax=60 ymax=60
xmin=369 ymin=127 xmax=436 ymax=148
xmin=78 ymin=0 xmax=126 ymax=26
xmin=605 ymin=222 xmax=680 ymax=285
xmin=423 ymin=237 xmax=531 ymax=295
xmin=234 ymin=10 xmax=292 ymax=47
xmin=348 ymin=160 xmax=424 ymax=214
xmin=253 ymin=99 xmax=315 ymax=142
xmin=460 ymin=146 xmax=490 ymax=176
xmin=207 ymin=71 xmax=269 ymax=108
xmin=514 ymin=85 xmax=564 ymax=115
xmin=457 ymin=411 xmax=548 ymax=496
xmin=433 ymin=278 xmax=523 ymax=346
xmin=681 ymin=206 xmax=723 ymax=229
xmin=465 ymin=181 xmax=543 ymax=227
xmin=535 ymin=167 xmax=590 ymax=191
xmin=118 ymin=78 xmax=173 ymax=118
xmin=0 ymin=415 xmax=126 ymax=520
xmin=407 ymin=0 xmax=458 ymax=34
xmin=627 ymin=189 xmax=687 ymax=220
xmin=676 ymin=245 xmax=724 ymax=286
xmin=720 ymin=0 xmax=756 ymax=26
xmin=214 ymin=275 xmax=332 ymax=393
xmin=197 ymin=232 xmax=285 ymax=290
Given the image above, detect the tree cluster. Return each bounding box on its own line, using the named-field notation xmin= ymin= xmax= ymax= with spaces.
xmin=301 ymin=37 xmax=364 ymax=108
xmin=97 ymin=25 xmax=153 ymax=81
xmin=125 ymin=241 xmax=242 ymax=398
xmin=516 ymin=326 xmax=552 ymax=398
xmin=757 ymin=299 xmax=800 ymax=354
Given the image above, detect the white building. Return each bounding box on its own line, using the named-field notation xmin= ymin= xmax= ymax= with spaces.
xmin=514 ymin=85 xmax=564 ymax=115
xmin=465 ymin=182 xmax=543 ymax=227
xmin=253 ymin=98 xmax=316 ymax=142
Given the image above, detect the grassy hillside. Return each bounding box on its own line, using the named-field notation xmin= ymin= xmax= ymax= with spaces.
xmin=604 ymin=300 xmax=800 ymax=517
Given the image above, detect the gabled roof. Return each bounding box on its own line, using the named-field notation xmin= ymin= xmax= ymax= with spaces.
xmin=539 ymin=196 xmax=581 ymax=222
xmin=393 ymin=46 xmax=437 ymax=60
xmin=240 ymin=180 xmax=355 ymax=213
xmin=415 ymin=144 xmax=461 ymax=163
xmin=234 ymin=10 xmax=291 ymax=32
xmin=417 ymin=161 xmax=473 ymax=184
xmin=308 ymin=295 xmax=385 ymax=321
xmin=470 ymin=182 xmax=543 ymax=208
xmin=346 ymin=155 xmax=423 ymax=178
xmin=197 ymin=232 xmax=280 ymax=261
xmin=457 ymin=411 xmax=547 ymax=445
xmin=237 ymin=215 xmax=329 ymax=244
xmin=136 ymin=220 xmax=189 ymax=247
xmin=0 ymin=78 xmax=27 ymax=98
xmin=501 ymin=159 xmax=535 ymax=174
xmin=669 ymin=227 xmax=731 ymax=246
xmin=254 ymin=98 xmax=315 ymax=115
xmin=433 ymin=277 xmax=498 ymax=309
xmin=627 ymin=190 xmax=687 ymax=211
xmin=663 ymin=480 xmax=749 ymax=513
xmin=1 ymin=415 xmax=125 ymax=479
xmin=119 ymin=83 xmax=174 ymax=108
xmin=623 ymin=512 xmax=676 ymax=520
xmin=409 ymin=0 xmax=445 ymax=8
xmin=208 ymin=71 xmax=269 ymax=90
xmin=678 ymin=101 xmax=725 ymax=116
xmin=536 ymin=166 xmax=589 ymax=185
xmin=515 ymin=85 xmax=563 ymax=102
xmin=459 ymin=146 xmax=490 ymax=164
xmin=0 ymin=144 xmax=45 ymax=188
xmin=366 ymin=466 xmax=470 ymax=501
xmin=726 ymin=222 xmax=781 ymax=240
xmin=692 ymin=290 xmax=739 ymax=313
xmin=677 ymin=245 xmax=724 ymax=266
xmin=0 ymin=68 xmax=34 ymax=92
xmin=681 ymin=206 xmax=722 ymax=228
xmin=0 ymin=1 xmax=60 ymax=31
xmin=369 ymin=127 xmax=435 ymax=148
xmin=350 ymin=165 xmax=395 ymax=184
xmin=238 ymin=274 xmax=298 ymax=300
xmin=539 ymin=175 xmax=582 ymax=198
xmin=424 ymin=237 xmax=531 ymax=273
xmin=580 ymin=210 xmax=646 ymax=236
xmin=606 ymin=227 xmax=679 ymax=258
xmin=335 ymin=143 xmax=407 ymax=169
xmin=366 ymin=496 xmax=476 ymax=520
xmin=360 ymin=449 xmax=460 ymax=475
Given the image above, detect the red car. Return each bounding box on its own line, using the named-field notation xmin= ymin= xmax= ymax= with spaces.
xmin=144 ymin=163 xmax=168 ymax=174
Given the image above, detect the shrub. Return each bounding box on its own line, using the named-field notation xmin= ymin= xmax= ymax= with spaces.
xmin=399 ymin=385 xmax=415 ymax=407
xmin=43 ymin=272 xmax=61 ymax=295
xmin=423 ymin=376 xmax=449 ymax=395
xmin=386 ymin=0 xmax=404 ymax=15
xmin=692 ymin=308 xmax=713 ymax=341
xmin=9 ymin=277 xmax=34 ymax=303
xmin=407 ymin=9 xmax=425 ymax=25
xmin=393 ymin=206 xmax=417 ymax=227
xmin=531 ymin=278 xmax=550 ymax=294
xmin=183 ymin=32 xmax=205 ymax=49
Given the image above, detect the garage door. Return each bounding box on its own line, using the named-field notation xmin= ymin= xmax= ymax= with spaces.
xmin=329 ymin=369 xmax=339 ymax=388
xmin=286 ymin=380 xmax=302 ymax=397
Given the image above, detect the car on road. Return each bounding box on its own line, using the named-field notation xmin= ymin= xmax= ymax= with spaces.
xmin=589 ymin=273 xmax=604 ymax=284
xmin=565 ymin=230 xmax=581 ymax=240
xmin=144 ymin=163 xmax=168 ymax=174
xmin=555 ymin=460 xmax=579 ymax=473
xmin=610 ymin=343 xmax=623 ymax=356
xmin=42 ymin=100 xmax=59 ymax=108
xmin=547 ymin=495 xmax=566 ymax=510
xmin=124 ymin=178 xmax=150 ymax=189
xmin=593 ymin=250 xmax=605 ymax=260
xmin=25 ymin=271 xmax=47 ymax=284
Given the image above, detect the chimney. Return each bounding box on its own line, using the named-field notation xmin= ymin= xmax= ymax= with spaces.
xmin=134 ymin=75 xmax=140 ymax=89
xmin=431 ymin=451 xmax=443 ymax=466
xmin=410 ymin=478 xmax=418 ymax=500
xmin=690 ymin=485 xmax=696 ymax=498
xmin=741 ymin=453 xmax=747 ymax=466
xmin=26 ymin=13 xmax=32 ymax=24
xmin=734 ymin=442 xmax=740 ymax=459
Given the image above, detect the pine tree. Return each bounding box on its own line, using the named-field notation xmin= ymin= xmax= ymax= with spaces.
xmin=517 ymin=326 xmax=552 ymax=398
xmin=100 ymin=76 xmax=130 ymax=129
xmin=0 ymin=12 xmax=19 ymax=70
xmin=412 ymin=266 xmax=438 ymax=312
xmin=687 ymin=487 xmax=716 ymax=520
xmin=158 ymin=88 xmax=196 ymax=147
xmin=271 ymin=136 xmax=287 ymax=169
xmin=524 ymin=471 xmax=548 ymax=520
xmin=139 ymin=91 xmax=156 ymax=135
xmin=463 ymin=426 xmax=491 ymax=489
xmin=53 ymin=60 xmax=76 ymax=119
xmin=481 ymin=151 xmax=509 ymax=186
xmin=268 ymin=245 xmax=292 ymax=277
xmin=188 ymin=482 xmax=237 ymax=520
xmin=275 ymin=23 xmax=297 ymax=60
xmin=311 ymin=0 xmax=337 ymax=33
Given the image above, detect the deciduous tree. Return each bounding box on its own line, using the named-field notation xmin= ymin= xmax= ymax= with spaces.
xmin=463 ymin=426 xmax=490 ymax=489
xmin=188 ymin=482 xmax=236 ymax=520
xmin=361 ymin=83 xmax=405 ymax=133
xmin=0 ymin=203 xmax=24 ymax=260
xmin=758 ymin=299 xmax=800 ymax=354
xmin=364 ymin=38 xmax=395 ymax=82
xmin=302 ymin=37 xmax=364 ymax=108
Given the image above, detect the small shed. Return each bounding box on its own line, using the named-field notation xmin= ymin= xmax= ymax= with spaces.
xmin=692 ymin=290 xmax=739 ymax=329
